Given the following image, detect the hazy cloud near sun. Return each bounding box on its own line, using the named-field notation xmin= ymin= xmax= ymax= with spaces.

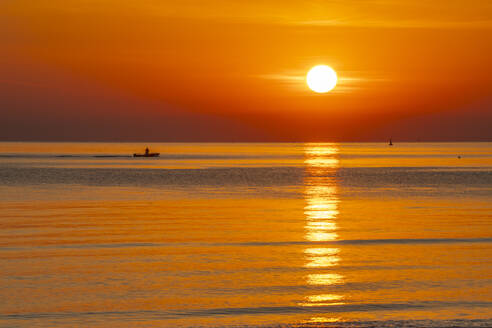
xmin=297 ymin=19 xmax=492 ymax=29
xmin=259 ymin=72 xmax=389 ymax=94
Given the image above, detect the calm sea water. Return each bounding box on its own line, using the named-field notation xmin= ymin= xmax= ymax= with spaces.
xmin=0 ymin=142 xmax=491 ymax=328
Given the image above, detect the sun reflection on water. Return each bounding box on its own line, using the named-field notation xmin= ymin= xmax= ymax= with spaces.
xmin=306 ymin=317 xmax=341 ymax=323
xmin=301 ymin=144 xmax=344 ymax=314
xmin=307 ymin=273 xmax=344 ymax=285
xmin=304 ymin=255 xmax=340 ymax=268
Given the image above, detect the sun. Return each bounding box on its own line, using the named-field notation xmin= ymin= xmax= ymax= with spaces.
xmin=306 ymin=65 xmax=337 ymax=93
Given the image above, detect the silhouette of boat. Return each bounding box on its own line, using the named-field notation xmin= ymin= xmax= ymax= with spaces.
xmin=133 ymin=147 xmax=160 ymax=157
xmin=389 ymin=138 xmax=393 ymax=146
xmin=133 ymin=153 xmax=159 ymax=157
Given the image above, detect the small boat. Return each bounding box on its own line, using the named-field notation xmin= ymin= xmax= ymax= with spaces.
xmin=133 ymin=147 xmax=160 ymax=157
xmin=389 ymin=138 xmax=393 ymax=146
xmin=133 ymin=153 xmax=160 ymax=157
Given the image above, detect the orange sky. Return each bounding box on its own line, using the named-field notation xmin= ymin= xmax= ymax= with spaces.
xmin=1 ymin=1 xmax=491 ymax=141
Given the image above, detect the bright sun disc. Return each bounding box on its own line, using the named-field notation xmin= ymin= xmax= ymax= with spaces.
xmin=307 ymin=65 xmax=337 ymax=93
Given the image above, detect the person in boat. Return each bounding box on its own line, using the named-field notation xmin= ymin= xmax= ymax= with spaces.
xmin=133 ymin=147 xmax=159 ymax=157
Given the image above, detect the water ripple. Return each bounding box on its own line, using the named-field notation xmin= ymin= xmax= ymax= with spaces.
xmin=2 ymin=238 xmax=490 ymax=251
xmin=2 ymin=301 xmax=492 ymax=321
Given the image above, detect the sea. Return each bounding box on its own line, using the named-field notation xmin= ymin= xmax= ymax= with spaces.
xmin=0 ymin=142 xmax=491 ymax=328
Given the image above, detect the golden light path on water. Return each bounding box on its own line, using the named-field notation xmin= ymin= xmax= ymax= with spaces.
xmin=301 ymin=144 xmax=344 ymax=323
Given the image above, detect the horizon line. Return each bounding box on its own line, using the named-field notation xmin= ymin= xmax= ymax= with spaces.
xmin=1 ymin=140 xmax=491 ymax=143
